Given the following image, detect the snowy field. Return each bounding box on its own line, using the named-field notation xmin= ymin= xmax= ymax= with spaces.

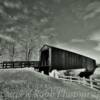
xmin=0 ymin=68 xmax=99 ymax=100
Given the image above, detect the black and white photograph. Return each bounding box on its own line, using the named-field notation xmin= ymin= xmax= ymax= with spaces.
xmin=0 ymin=0 xmax=99 ymax=100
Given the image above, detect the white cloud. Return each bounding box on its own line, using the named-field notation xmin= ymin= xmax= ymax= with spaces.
xmin=0 ymin=34 xmax=15 ymax=42
xmin=94 ymin=43 xmax=100 ymax=51
xmin=54 ymin=0 xmax=61 ymax=3
xmin=0 ymin=7 xmax=4 ymax=14
xmin=0 ymin=6 xmax=7 ymax=16
xmin=55 ymin=42 xmax=83 ymax=54
xmin=40 ymin=18 xmax=48 ymax=23
xmin=6 ymin=27 xmax=15 ymax=32
xmin=71 ymin=39 xmax=85 ymax=43
xmin=89 ymin=31 xmax=100 ymax=41
xmin=89 ymin=31 xmax=100 ymax=51
xmin=84 ymin=1 xmax=100 ymax=20
xmin=85 ymin=2 xmax=99 ymax=11
xmin=84 ymin=12 xmax=96 ymax=20
xmin=4 ymin=1 xmax=22 ymax=9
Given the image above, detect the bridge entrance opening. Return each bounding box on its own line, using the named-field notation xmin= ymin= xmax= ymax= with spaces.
xmin=39 ymin=49 xmax=49 ymax=75
xmin=40 ymin=49 xmax=49 ymax=67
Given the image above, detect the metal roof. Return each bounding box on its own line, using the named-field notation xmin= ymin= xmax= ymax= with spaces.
xmin=40 ymin=44 xmax=96 ymax=61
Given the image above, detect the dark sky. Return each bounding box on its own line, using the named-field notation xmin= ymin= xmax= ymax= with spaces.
xmin=52 ymin=0 xmax=100 ymax=63
xmin=0 ymin=0 xmax=100 ymax=63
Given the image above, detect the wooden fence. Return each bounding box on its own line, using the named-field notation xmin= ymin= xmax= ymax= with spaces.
xmin=0 ymin=61 xmax=39 ymax=69
xmin=57 ymin=75 xmax=100 ymax=91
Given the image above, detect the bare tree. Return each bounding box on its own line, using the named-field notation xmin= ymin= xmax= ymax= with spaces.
xmin=0 ymin=39 xmax=17 ymax=61
xmin=9 ymin=43 xmax=16 ymax=61
xmin=22 ymin=39 xmax=35 ymax=61
xmin=0 ymin=0 xmax=58 ymax=61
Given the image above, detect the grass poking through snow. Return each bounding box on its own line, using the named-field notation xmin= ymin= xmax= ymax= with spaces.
xmin=0 ymin=68 xmax=99 ymax=100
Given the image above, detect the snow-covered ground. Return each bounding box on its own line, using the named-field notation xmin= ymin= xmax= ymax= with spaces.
xmin=92 ymin=68 xmax=100 ymax=79
xmin=0 ymin=68 xmax=99 ymax=100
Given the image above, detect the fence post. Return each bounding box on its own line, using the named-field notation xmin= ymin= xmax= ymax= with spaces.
xmin=2 ymin=63 xmax=4 ymax=69
xmin=90 ymin=76 xmax=93 ymax=88
xmin=78 ymin=77 xmax=80 ymax=84
xmin=54 ymin=70 xmax=59 ymax=79
xmin=41 ymin=71 xmax=44 ymax=74
xmin=83 ymin=77 xmax=86 ymax=85
xmin=70 ymin=76 xmax=72 ymax=82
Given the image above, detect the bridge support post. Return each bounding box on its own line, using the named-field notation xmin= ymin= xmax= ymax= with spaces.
xmin=90 ymin=76 xmax=93 ymax=88
xmin=70 ymin=76 xmax=72 ymax=82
